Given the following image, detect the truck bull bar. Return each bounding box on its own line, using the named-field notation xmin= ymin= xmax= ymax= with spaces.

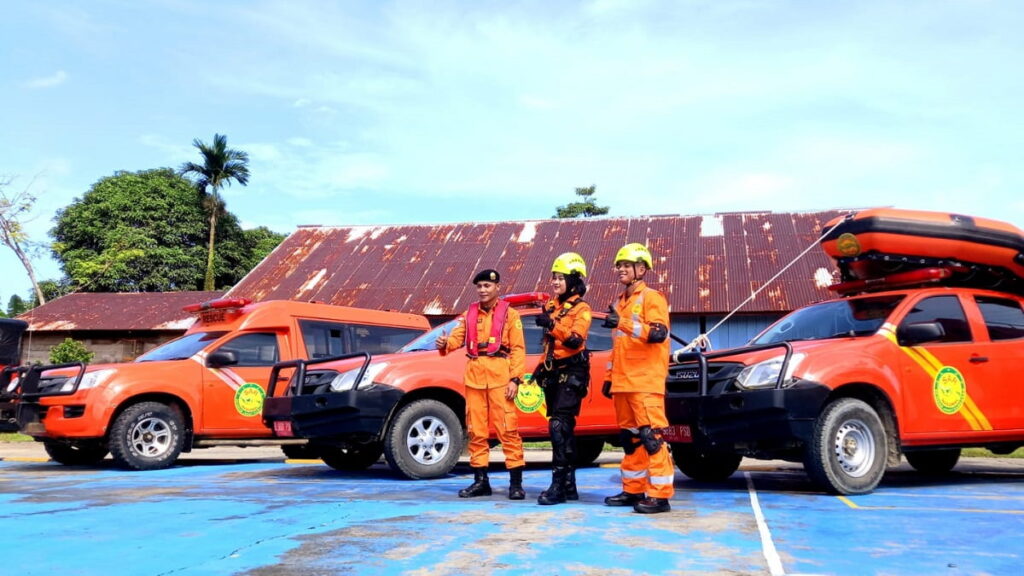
xmin=268 ymin=352 xmax=372 ymax=397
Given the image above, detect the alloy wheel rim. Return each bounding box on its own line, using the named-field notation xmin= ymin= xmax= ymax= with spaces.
xmin=405 ymin=416 xmax=450 ymax=465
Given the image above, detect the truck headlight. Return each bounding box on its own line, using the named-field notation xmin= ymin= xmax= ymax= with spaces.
xmin=329 ymin=362 xmax=389 ymax=392
xmin=60 ymin=368 xmax=117 ymax=393
xmin=734 ymin=353 xmax=804 ymax=390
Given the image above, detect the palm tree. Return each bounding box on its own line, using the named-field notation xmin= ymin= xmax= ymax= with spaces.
xmin=180 ymin=134 xmax=250 ymax=290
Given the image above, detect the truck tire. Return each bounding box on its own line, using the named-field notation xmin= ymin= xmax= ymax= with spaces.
xmin=43 ymin=439 xmax=108 ymax=466
xmin=573 ymin=437 xmax=606 ymax=467
xmin=384 ymin=399 xmax=463 ymax=480
xmin=905 ymin=448 xmax=961 ymax=474
xmin=672 ymin=444 xmax=742 ymax=481
xmin=109 ymin=401 xmax=185 ymax=471
xmin=319 ymin=443 xmax=384 ymax=471
xmin=805 ymin=398 xmax=887 ymax=495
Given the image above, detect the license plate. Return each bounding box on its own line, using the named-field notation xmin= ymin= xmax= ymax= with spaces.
xmin=273 ymin=420 xmax=294 ymax=437
xmin=661 ymin=424 xmax=692 ymax=443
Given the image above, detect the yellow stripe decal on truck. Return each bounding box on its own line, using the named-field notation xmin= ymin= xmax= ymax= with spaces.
xmin=877 ymin=325 xmax=992 ymax=431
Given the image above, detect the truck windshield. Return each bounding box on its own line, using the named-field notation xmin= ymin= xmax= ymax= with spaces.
xmin=399 ymin=320 xmax=461 ymax=352
xmin=750 ymin=295 xmax=904 ymax=345
xmin=135 ymin=332 xmax=228 ymax=362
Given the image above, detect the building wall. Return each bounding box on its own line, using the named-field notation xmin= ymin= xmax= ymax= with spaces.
xmin=21 ymin=331 xmax=182 ymax=365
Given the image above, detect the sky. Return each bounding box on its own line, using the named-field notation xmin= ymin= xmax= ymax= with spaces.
xmin=3 ymin=0 xmax=1023 ymax=303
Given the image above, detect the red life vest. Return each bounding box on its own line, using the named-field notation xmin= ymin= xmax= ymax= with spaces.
xmin=465 ymin=299 xmax=510 ymax=357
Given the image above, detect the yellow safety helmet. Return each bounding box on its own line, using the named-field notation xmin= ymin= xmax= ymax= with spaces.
xmin=614 ymin=243 xmax=653 ymax=269
xmin=552 ymin=252 xmax=587 ymax=278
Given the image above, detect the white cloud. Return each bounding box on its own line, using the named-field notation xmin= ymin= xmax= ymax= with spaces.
xmin=24 ymin=70 xmax=68 ymax=89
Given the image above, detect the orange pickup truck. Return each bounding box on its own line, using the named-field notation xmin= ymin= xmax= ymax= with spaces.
xmin=8 ymin=298 xmax=430 ymax=470
xmin=263 ymin=294 xmax=623 ymax=479
xmin=665 ymin=208 xmax=1024 ymax=494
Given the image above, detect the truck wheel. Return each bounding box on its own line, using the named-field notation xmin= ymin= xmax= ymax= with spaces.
xmin=573 ymin=437 xmax=606 ymax=467
xmin=384 ymin=399 xmax=463 ymax=480
xmin=905 ymin=449 xmax=961 ymax=474
xmin=671 ymin=444 xmax=742 ymax=481
xmin=43 ymin=439 xmax=108 ymax=466
xmin=805 ymin=398 xmax=887 ymax=495
xmin=319 ymin=443 xmax=384 ymax=471
xmin=109 ymin=402 xmax=185 ymax=471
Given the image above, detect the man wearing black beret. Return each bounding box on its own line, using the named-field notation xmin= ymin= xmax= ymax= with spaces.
xmin=437 ymin=268 xmax=527 ymax=499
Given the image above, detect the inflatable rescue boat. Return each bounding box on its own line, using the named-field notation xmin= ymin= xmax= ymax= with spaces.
xmin=820 ymin=208 xmax=1024 ymax=294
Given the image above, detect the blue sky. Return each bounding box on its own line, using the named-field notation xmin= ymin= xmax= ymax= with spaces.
xmin=2 ymin=0 xmax=1023 ymax=303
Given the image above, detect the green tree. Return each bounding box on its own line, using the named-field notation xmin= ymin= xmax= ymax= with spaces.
xmin=51 ymin=168 xmax=278 ymax=292
xmin=7 ymin=294 xmax=29 ymax=317
xmin=553 ymin=185 xmax=610 ymax=218
xmin=30 ymin=278 xmax=74 ymax=308
xmin=49 ymin=337 xmax=94 ymax=364
xmin=0 ymin=175 xmax=47 ymax=304
xmin=180 ymin=134 xmax=251 ymax=291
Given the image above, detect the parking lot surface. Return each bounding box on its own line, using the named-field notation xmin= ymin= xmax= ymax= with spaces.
xmin=1 ymin=446 xmax=1022 ymax=575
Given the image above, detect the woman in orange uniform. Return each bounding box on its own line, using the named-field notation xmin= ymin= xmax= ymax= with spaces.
xmin=533 ymin=252 xmax=592 ymax=505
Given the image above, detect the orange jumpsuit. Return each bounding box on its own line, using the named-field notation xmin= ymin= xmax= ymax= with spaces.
xmin=605 ymin=280 xmax=674 ymax=499
xmin=441 ymin=303 xmax=525 ymax=469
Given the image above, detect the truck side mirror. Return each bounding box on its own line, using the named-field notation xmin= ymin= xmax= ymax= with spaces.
xmin=897 ymin=321 xmax=945 ymax=346
xmin=206 ymin=350 xmax=239 ymax=368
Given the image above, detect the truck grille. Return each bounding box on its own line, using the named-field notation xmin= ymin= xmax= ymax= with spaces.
xmin=666 ymin=362 xmax=744 ymax=395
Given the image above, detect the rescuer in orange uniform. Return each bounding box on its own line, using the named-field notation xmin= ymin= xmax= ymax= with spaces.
xmin=601 ymin=243 xmax=674 ymax=514
xmin=436 ymin=268 xmax=527 ymax=499
xmin=533 ymin=252 xmax=592 ymax=506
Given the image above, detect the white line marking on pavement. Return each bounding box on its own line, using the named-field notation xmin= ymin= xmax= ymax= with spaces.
xmin=746 ymin=471 xmax=785 ymax=576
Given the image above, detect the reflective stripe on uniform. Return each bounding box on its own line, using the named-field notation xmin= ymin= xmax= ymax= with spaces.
xmin=631 ymin=292 xmax=644 ymax=338
xmin=621 ymin=468 xmax=648 ymax=479
xmin=649 ymin=474 xmax=674 ymax=486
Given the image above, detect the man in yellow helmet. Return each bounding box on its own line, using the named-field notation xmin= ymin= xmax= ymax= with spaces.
xmin=601 ymin=242 xmax=674 ymax=514
xmin=534 ymin=252 xmax=592 ymax=505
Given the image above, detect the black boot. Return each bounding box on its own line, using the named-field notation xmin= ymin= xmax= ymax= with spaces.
xmin=634 ymin=497 xmax=671 ymax=514
xmin=458 ymin=467 xmax=492 ymax=498
xmin=604 ymin=491 xmax=645 ymax=506
xmin=563 ymin=467 xmax=578 ymax=501
xmin=508 ymin=466 xmax=526 ymax=500
xmin=537 ymin=466 xmax=568 ymax=505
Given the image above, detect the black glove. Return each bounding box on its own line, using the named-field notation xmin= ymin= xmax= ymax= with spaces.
xmin=601 ymin=380 xmax=613 ymax=399
xmin=534 ymin=313 xmax=554 ymax=329
xmin=601 ymin=305 xmax=620 ymax=329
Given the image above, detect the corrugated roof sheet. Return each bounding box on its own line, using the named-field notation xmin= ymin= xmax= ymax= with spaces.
xmin=19 ymin=291 xmax=224 ymax=331
xmin=228 ymin=210 xmax=849 ymax=315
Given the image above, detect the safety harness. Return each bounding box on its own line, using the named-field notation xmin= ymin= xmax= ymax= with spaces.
xmin=465 ymin=299 xmax=511 ymax=358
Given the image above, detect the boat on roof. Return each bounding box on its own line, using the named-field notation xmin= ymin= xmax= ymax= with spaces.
xmin=820 ymin=208 xmax=1024 ymax=294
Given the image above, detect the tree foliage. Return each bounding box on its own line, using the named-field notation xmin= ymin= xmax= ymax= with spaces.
xmin=0 ymin=175 xmax=47 ymax=304
xmin=7 ymin=294 xmax=29 ymax=317
xmin=51 ymin=168 xmax=283 ymax=292
xmin=554 ymin=185 xmax=610 ymax=218
xmin=180 ymin=134 xmax=251 ymax=291
xmin=49 ymin=337 xmax=94 ymax=364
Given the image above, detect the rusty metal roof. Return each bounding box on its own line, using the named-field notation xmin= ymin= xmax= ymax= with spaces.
xmin=228 ymin=210 xmax=849 ymax=315
xmin=19 ymin=291 xmax=224 ymax=332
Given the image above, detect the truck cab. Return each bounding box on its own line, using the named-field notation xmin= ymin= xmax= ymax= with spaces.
xmin=10 ymin=298 xmax=430 ymax=470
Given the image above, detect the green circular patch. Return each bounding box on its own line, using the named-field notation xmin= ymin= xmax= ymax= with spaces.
xmin=234 ymin=383 xmax=266 ymax=417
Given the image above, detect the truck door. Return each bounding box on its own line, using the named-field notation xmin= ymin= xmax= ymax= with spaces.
xmin=968 ymin=294 xmax=1024 ymax=431
xmin=896 ymin=295 xmax=994 ymax=435
xmin=201 ymin=332 xmax=283 ymax=435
